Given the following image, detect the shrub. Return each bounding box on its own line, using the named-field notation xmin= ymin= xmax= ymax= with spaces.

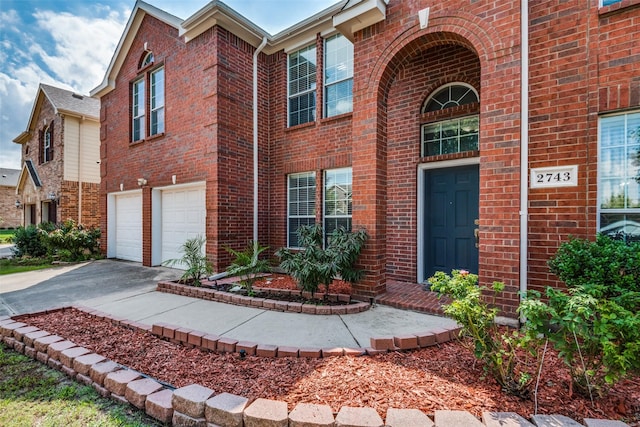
xmin=428 ymin=270 xmax=537 ymax=397
xmin=520 ymin=235 xmax=640 ymax=397
xmin=42 ymin=220 xmax=101 ymax=261
xmin=225 ymin=241 xmax=271 ymax=295
xmin=162 ymin=235 xmax=212 ymax=286
xmin=276 ymin=225 xmax=368 ymax=296
xmin=12 ymin=225 xmax=47 ymax=258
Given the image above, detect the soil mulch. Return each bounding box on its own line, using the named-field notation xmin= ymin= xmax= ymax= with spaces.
xmin=19 ymin=308 xmax=640 ymax=424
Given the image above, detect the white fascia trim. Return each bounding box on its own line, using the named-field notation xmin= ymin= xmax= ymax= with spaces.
xmin=90 ymin=1 xmax=182 ymax=98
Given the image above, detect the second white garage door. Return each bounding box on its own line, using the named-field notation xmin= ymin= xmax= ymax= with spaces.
xmin=160 ymin=186 xmax=206 ymax=266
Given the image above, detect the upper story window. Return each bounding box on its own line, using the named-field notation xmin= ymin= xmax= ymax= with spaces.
xmin=324 ymin=34 xmax=353 ymax=118
xmin=132 ymin=79 xmax=145 ymax=141
xmin=131 ymin=52 xmax=164 ymax=143
xmin=288 ymin=44 xmax=317 ymax=127
xmin=601 ymin=0 xmax=622 ymax=6
xmin=599 ymin=111 xmax=640 ymax=242
xmin=40 ymin=122 xmax=54 ymax=164
xmin=150 ymin=68 xmax=165 ymax=135
xmin=421 ymin=84 xmax=479 ymax=156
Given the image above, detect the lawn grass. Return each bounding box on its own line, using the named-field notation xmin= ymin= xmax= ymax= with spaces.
xmin=0 ymin=258 xmax=54 ymax=275
xmin=0 ymin=229 xmax=15 ymax=244
xmin=0 ymin=343 xmax=165 ymax=426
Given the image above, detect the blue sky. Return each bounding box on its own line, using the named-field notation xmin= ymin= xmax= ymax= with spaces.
xmin=0 ymin=0 xmax=337 ymax=169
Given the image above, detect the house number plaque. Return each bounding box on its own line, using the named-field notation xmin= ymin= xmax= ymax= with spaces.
xmin=530 ymin=165 xmax=578 ymax=188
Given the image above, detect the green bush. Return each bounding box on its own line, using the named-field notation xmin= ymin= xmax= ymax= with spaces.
xmin=225 ymin=241 xmax=271 ymax=295
xmin=428 ymin=270 xmax=537 ymax=397
xmin=520 ymin=235 xmax=640 ymax=397
xmin=12 ymin=225 xmax=47 ymax=258
xmin=162 ymin=235 xmax=212 ymax=286
xmin=276 ymin=224 xmax=367 ymax=296
xmin=42 ymin=220 xmax=101 ymax=262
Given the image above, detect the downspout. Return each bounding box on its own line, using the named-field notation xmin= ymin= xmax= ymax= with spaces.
xmin=519 ymin=0 xmax=529 ymax=322
xmin=78 ymin=117 xmax=83 ymax=224
xmin=253 ymin=36 xmax=268 ymax=243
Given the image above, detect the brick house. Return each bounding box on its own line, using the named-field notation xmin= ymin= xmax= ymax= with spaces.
xmin=92 ymin=0 xmax=640 ymax=316
xmin=13 ymin=83 xmax=101 ymax=228
xmin=0 ymin=168 xmax=21 ymax=229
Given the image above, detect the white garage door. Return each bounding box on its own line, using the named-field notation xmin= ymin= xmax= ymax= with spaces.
xmin=114 ymin=193 xmax=142 ymax=262
xmin=161 ymin=186 xmax=206 ymax=266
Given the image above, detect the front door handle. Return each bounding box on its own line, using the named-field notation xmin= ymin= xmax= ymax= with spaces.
xmin=474 ymin=218 xmax=479 ymax=248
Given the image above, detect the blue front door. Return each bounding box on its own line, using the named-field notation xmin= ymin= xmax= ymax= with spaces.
xmin=424 ymin=164 xmax=479 ymax=278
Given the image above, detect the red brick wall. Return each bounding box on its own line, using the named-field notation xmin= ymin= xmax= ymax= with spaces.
xmin=527 ymin=0 xmax=640 ymax=296
xmin=99 ymin=15 xmax=266 ymax=269
xmin=60 ymin=181 xmax=100 ymax=228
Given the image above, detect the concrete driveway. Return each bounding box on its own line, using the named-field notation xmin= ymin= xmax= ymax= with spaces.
xmin=0 ymin=259 xmax=177 ymax=317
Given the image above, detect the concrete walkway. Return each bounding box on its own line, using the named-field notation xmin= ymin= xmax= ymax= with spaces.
xmin=0 ymin=259 xmax=456 ymax=348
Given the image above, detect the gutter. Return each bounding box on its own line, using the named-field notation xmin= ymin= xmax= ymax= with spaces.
xmin=253 ymin=36 xmax=268 ymax=243
xmin=519 ymin=0 xmax=529 ymax=322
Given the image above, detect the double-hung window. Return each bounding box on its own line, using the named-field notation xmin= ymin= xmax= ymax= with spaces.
xmin=150 ymin=68 xmax=165 ymax=135
xmin=40 ymin=122 xmax=54 ymax=164
xmin=599 ymin=111 xmax=640 ymax=242
xmin=131 ymin=51 xmax=164 ymax=143
xmin=288 ymin=172 xmax=316 ymax=247
xmin=288 ymin=44 xmax=316 ymax=127
xmin=324 ymin=168 xmax=352 ymax=239
xmin=132 ymin=79 xmax=145 ymax=141
xmin=324 ymin=34 xmax=353 ymax=118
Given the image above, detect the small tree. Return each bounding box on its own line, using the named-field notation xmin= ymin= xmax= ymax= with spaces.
xmin=225 ymin=241 xmax=271 ymax=295
xmin=276 ymin=224 xmax=367 ymax=297
xmin=162 ymin=236 xmax=212 ymax=286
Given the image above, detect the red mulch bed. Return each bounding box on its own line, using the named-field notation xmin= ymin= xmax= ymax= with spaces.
xmin=252 ymin=274 xmax=353 ymax=296
xmin=19 ymin=308 xmax=640 ymax=424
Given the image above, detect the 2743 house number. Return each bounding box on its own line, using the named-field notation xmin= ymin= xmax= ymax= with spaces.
xmin=530 ymin=166 xmax=578 ymax=188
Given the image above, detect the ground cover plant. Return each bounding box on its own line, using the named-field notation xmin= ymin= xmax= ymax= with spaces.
xmin=0 ymin=343 xmax=164 ymax=426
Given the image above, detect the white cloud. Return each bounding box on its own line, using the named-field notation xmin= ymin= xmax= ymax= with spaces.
xmin=32 ymin=9 xmax=127 ymax=93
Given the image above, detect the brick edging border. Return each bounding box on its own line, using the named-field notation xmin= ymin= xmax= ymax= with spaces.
xmin=157 ymin=280 xmax=370 ymax=315
xmin=0 ymin=312 xmax=626 ymax=426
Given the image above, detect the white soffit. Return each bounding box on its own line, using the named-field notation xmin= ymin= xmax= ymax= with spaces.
xmin=333 ymin=0 xmax=388 ymax=42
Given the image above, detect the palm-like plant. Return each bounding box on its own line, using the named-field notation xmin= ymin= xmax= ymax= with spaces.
xmin=162 ymin=235 xmax=212 ymax=286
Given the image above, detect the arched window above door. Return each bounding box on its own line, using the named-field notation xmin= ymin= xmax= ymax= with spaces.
xmin=421 ymin=83 xmax=479 ymax=156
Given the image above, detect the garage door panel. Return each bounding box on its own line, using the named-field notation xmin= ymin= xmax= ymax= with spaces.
xmin=115 ymin=193 xmax=142 ymax=262
xmin=161 ymin=187 xmax=206 ymax=267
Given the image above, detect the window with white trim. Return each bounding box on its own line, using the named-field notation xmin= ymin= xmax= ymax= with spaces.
xmin=324 ymin=167 xmax=352 ymax=239
xmin=132 ymin=78 xmax=145 ymax=141
xmin=39 ymin=121 xmax=54 ymax=164
xmin=421 ymin=84 xmax=479 ymax=156
xmin=150 ymin=68 xmax=165 ymax=135
xmin=599 ymin=111 xmax=640 ymax=242
xmin=324 ymin=34 xmax=353 ymax=118
xmin=288 ymin=172 xmax=316 ymax=247
xmin=288 ymin=44 xmax=316 ymax=127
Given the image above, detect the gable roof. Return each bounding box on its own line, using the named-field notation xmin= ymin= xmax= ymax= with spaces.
xmin=91 ymin=0 xmax=183 ymax=97
xmin=16 ymin=160 xmax=42 ymax=194
xmin=92 ymin=0 xmax=388 ymax=97
xmin=0 ymin=168 xmax=20 ymax=188
xmin=13 ymin=83 xmax=100 ymax=144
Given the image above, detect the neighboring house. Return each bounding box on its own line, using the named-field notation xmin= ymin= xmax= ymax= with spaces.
xmin=0 ymin=168 xmax=21 ymax=228
xmin=13 ymin=83 xmax=101 ymax=228
xmin=91 ymin=0 xmax=640 ymax=316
